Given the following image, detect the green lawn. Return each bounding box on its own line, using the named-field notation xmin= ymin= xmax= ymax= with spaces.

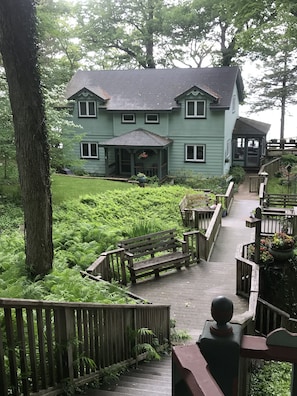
xmin=51 ymin=174 xmax=136 ymax=204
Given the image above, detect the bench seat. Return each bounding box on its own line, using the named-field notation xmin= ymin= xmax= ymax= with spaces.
xmin=118 ymin=229 xmax=191 ymax=284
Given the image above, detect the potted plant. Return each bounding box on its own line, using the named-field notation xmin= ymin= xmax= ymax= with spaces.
xmin=137 ymin=172 xmax=147 ymax=187
xmin=269 ymin=232 xmax=295 ymax=261
xmin=248 ymin=239 xmax=274 ymax=266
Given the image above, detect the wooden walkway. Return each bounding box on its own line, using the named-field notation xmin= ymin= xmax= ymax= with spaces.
xmin=83 ymin=176 xmax=260 ymax=395
xmin=128 ymin=181 xmax=259 ymax=341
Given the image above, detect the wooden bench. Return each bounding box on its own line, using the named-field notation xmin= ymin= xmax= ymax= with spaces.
xmin=118 ymin=229 xmax=191 ymax=284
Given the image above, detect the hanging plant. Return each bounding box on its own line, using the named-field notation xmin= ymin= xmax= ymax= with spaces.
xmin=138 ymin=151 xmax=148 ymax=159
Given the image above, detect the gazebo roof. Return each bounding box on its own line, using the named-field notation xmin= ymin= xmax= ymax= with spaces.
xmin=233 ymin=117 xmax=271 ymax=137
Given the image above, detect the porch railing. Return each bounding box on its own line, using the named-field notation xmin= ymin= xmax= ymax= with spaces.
xmin=0 ymin=298 xmax=170 ymax=396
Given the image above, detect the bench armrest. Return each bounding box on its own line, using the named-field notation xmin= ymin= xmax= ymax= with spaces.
xmin=124 ymin=251 xmax=134 ymax=258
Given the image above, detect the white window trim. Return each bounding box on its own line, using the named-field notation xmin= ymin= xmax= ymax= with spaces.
xmin=185 ymin=100 xmax=206 ymax=118
xmin=121 ymin=113 xmax=136 ymax=123
xmin=145 ymin=113 xmax=159 ymax=123
xmin=78 ymin=101 xmax=96 ymax=117
xmin=80 ymin=142 xmax=99 ymax=159
xmin=185 ymin=144 xmax=205 ymax=162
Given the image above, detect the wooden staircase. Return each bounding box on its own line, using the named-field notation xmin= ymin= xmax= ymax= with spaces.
xmin=84 ymin=356 xmax=172 ymax=395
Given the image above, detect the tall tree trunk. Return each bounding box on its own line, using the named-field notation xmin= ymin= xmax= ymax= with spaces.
xmin=0 ymin=0 xmax=53 ymax=278
xmin=145 ymin=0 xmax=156 ymax=68
xmin=280 ymin=54 xmax=288 ymax=140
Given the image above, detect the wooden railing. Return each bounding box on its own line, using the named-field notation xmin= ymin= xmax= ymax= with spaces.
xmin=0 ymin=298 xmax=170 ymax=396
xmin=198 ymin=204 xmax=222 ymax=261
xmin=180 ymin=181 xmax=234 ymax=227
xmin=261 ymin=193 xmax=297 ymax=208
xmin=86 ymin=230 xmax=200 ymax=284
xmin=267 ymin=139 xmax=297 ymax=151
xmin=236 ymin=242 xmax=297 ymax=336
xmin=215 ymin=181 xmax=234 ymax=214
xmin=249 ymin=158 xmax=280 ymax=193
xmin=260 ymin=207 xmax=297 ymax=235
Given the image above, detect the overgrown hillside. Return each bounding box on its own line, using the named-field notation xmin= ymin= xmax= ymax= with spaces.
xmin=0 ymin=185 xmax=200 ymax=302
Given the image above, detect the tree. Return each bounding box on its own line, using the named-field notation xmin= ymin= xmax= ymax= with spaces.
xmin=234 ymin=3 xmax=297 ymax=139
xmin=77 ymin=0 xmax=166 ymax=69
xmin=37 ymin=0 xmax=84 ymax=87
xmin=0 ymin=0 xmax=53 ymax=278
xmin=0 ymin=76 xmax=15 ymax=180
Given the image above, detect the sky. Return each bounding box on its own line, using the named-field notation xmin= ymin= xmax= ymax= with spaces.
xmin=240 ymin=63 xmax=297 ymax=141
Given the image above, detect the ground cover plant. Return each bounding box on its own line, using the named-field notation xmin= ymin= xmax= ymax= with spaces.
xmin=0 ymin=182 xmax=201 ymax=302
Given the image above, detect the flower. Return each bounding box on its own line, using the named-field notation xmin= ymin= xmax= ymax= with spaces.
xmin=138 ymin=151 xmax=148 ymax=159
xmin=248 ymin=239 xmax=274 ymax=264
xmin=270 ymin=232 xmax=295 ymax=250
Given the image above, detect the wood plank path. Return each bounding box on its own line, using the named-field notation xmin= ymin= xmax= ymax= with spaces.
xmin=83 ymin=175 xmax=260 ymax=395
xmin=129 ymin=176 xmax=259 ymax=341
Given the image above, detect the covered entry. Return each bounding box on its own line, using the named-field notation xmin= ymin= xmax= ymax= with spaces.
xmin=232 ymin=117 xmax=270 ymax=170
xmin=99 ymin=128 xmax=173 ymax=181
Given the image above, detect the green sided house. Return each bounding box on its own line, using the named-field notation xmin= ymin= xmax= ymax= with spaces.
xmin=65 ymin=67 xmax=270 ymax=180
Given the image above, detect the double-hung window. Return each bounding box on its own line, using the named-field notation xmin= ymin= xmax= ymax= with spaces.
xmin=78 ymin=101 xmax=96 ymax=117
xmin=80 ymin=142 xmax=99 ymax=159
xmin=186 ymin=100 xmax=206 ymax=118
xmin=185 ymin=144 xmax=205 ymax=162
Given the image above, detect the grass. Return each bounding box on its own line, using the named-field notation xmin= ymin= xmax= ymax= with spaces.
xmin=51 ymin=174 xmax=136 ymax=204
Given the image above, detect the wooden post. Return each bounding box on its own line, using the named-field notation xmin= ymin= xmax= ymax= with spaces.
xmin=54 ymin=307 xmax=75 ymax=382
xmin=254 ymin=207 xmax=262 ymax=264
xmin=198 ymin=297 xmax=242 ymax=396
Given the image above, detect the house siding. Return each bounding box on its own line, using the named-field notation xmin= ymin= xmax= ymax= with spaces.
xmin=66 ymin=67 xmax=243 ymax=177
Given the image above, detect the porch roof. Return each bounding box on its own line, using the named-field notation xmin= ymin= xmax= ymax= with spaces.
xmin=99 ymin=128 xmax=173 ymax=148
xmin=233 ymin=117 xmax=271 ymax=137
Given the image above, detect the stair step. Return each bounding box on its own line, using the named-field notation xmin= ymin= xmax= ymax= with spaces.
xmin=83 ymin=357 xmax=172 ymax=395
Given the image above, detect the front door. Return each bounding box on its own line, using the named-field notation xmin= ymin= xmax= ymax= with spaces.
xmin=246 ymin=139 xmax=260 ymax=168
xmin=119 ymin=149 xmax=131 ymax=175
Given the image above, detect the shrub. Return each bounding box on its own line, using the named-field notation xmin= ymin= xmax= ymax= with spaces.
xmin=229 ymin=166 xmax=245 ymax=184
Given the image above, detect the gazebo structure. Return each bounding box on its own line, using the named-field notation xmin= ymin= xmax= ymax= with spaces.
xmin=232 ymin=117 xmax=270 ymax=171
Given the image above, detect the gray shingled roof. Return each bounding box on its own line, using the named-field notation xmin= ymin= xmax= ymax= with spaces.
xmin=66 ymin=67 xmax=244 ymax=111
xmin=99 ymin=129 xmax=173 ymax=148
xmin=233 ymin=117 xmax=270 ymax=137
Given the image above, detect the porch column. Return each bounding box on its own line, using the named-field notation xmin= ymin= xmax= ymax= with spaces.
xmin=158 ymin=149 xmax=162 ymax=179
xmin=104 ymin=148 xmax=109 ymax=177
xmin=130 ymin=149 xmax=135 ymax=176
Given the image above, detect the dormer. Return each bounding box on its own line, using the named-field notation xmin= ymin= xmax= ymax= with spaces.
xmin=175 ymin=85 xmax=221 ymax=119
xmin=68 ymin=87 xmax=110 ymax=118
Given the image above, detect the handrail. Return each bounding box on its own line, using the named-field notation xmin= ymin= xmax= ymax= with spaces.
xmin=199 ymin=204 xmax=222 ymax=261
xmin=216 ymin=181 xmax=234 ymax=213
xmin=0 ymin=298 xmax=170 ymax=395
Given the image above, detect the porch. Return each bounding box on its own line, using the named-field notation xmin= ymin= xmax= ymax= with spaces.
xmin=99 ymin=128 xmax=172 ymax=181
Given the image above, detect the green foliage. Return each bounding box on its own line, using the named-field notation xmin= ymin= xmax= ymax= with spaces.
xmin=0 ymin=184 xmax=194 ymax=303
xmin=0 ymin=203 xmax=23 ymax=232
xmin=172 ymin=170 xmax=229 ymax=194
xmin=229 ymin=166 xmax=246 ymax=184
xmin=280 ymin=154 xmax=297 ymax=166
xmin=250 ymin=361 xmax=291 ymax=396
xmin=170 ymin=319 xmax=190 ymax=345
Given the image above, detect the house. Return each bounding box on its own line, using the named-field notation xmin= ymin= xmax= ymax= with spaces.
xmin=65 ymin=67 xmax=270 ymax=180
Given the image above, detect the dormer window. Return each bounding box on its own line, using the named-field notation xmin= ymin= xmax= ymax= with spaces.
xmin=186 ymin=100 xmax=206 ymax=118
xmin=78 ymin=101 xmax=96 ymax=117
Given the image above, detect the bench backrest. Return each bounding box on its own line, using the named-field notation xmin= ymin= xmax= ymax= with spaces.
xmin=118 ymin=229 xmax=179 ymax=258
